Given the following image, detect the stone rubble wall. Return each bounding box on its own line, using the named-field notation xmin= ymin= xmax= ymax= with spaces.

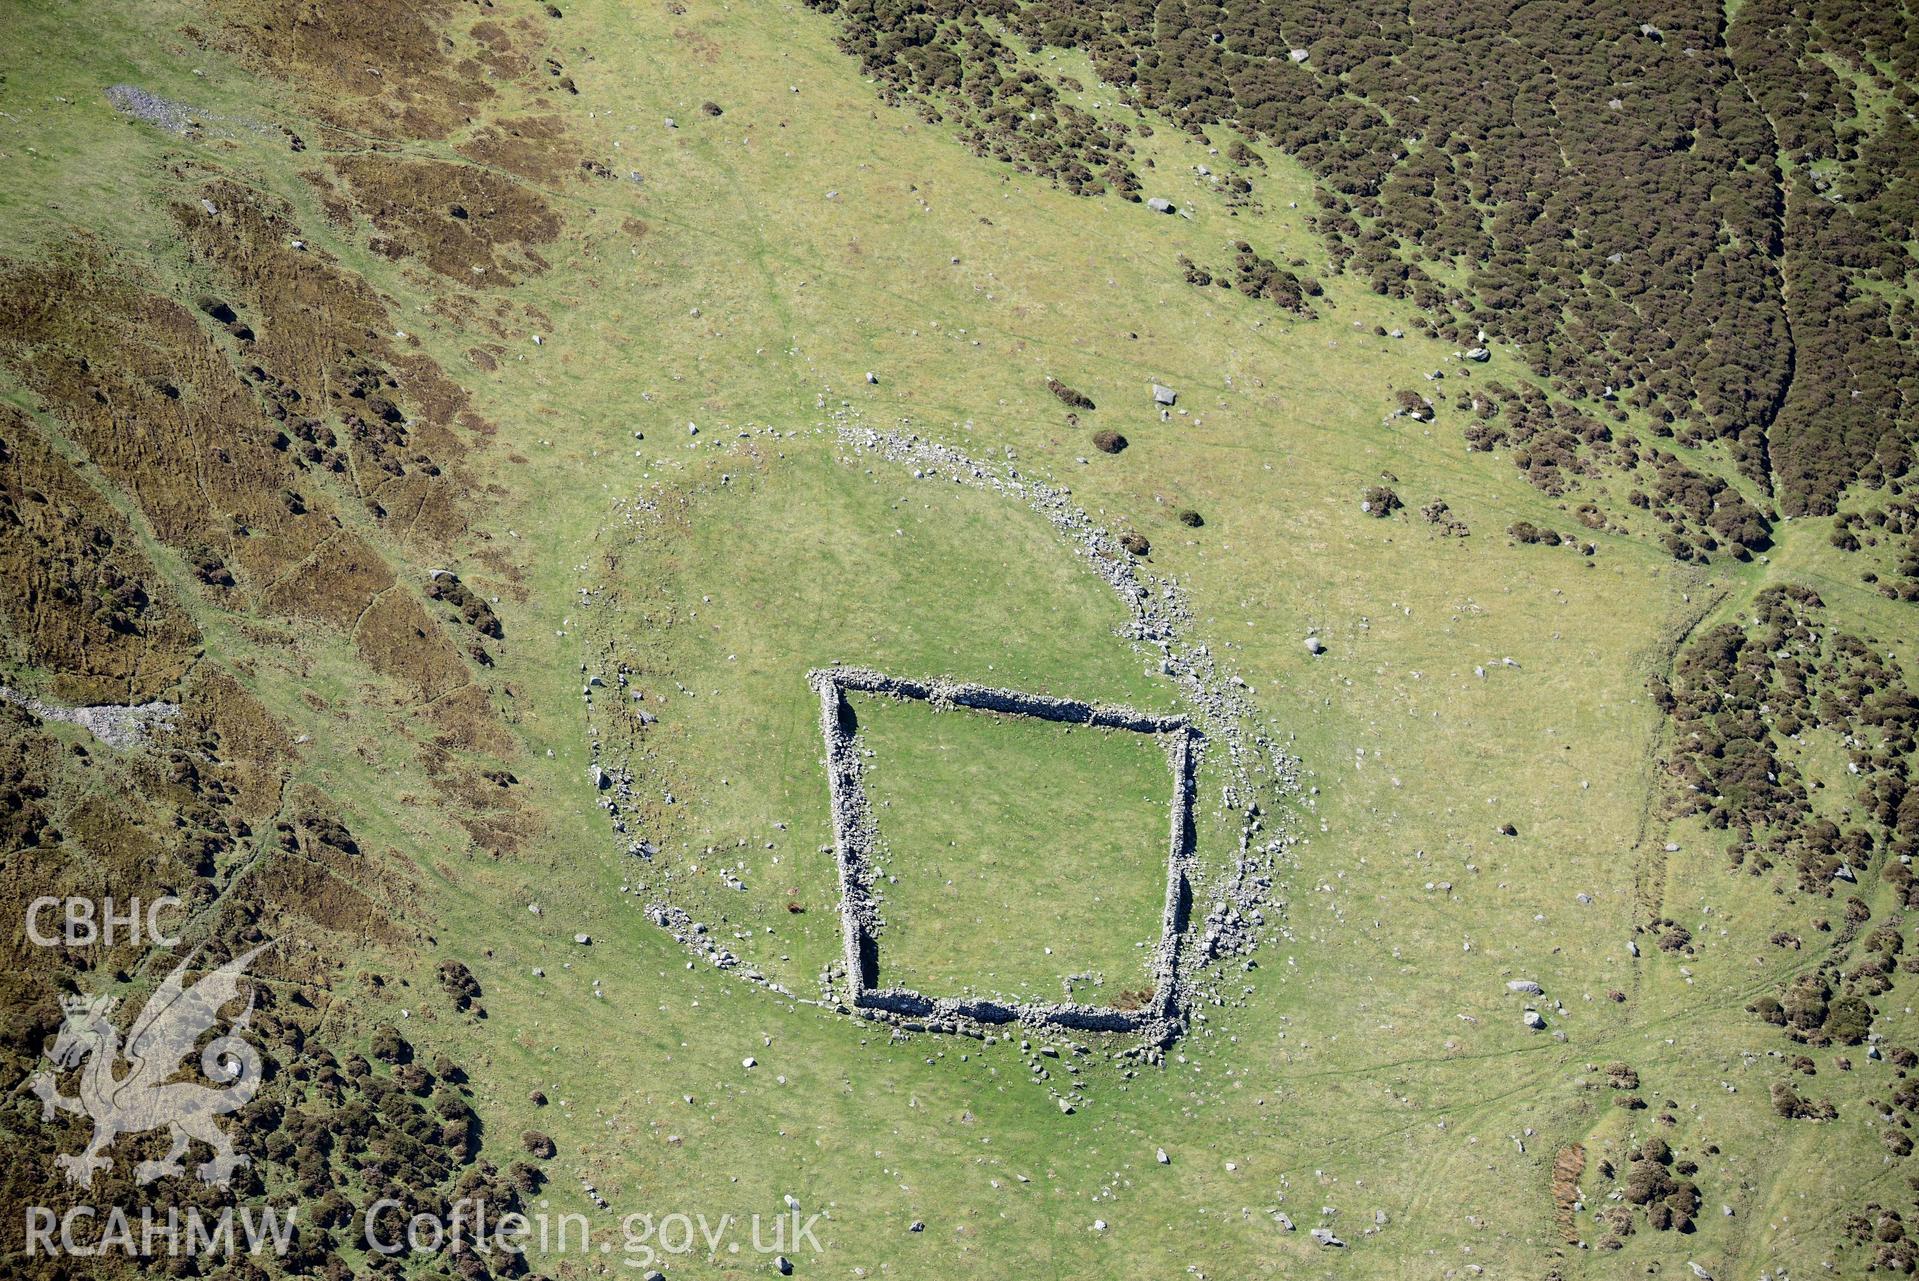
xmin=0 ymin=685 xmax=181 ymax=750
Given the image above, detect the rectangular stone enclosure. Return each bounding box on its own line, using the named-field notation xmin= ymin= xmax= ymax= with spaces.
xmin=811 ymin=665 xmax=1197 ymax=1037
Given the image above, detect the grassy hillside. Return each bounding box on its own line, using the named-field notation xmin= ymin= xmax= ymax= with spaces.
xmin=0 ymin=1 xmax=1915 ymax=1279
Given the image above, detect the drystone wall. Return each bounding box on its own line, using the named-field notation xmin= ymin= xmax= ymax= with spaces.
xmin=811 ymin=664 xmax=1201 ymax=1045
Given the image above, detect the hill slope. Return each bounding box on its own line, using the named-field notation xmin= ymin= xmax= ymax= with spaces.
xmin=1 ymin=1 xmax=1916 ymax=1277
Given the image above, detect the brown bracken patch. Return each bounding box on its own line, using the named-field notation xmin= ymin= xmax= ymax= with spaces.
xmin=328 ymin=154 xmax=561 ymax=285
xmin=0 ymin=407 xmax=200 ymax=703
xmin=456 ymin=113 xmax=579 ymax=186
xmin=1551 ymin=1144 xmax=1586 ymax=1243
xmin=193 ymin=0 xmax=493 ymax=141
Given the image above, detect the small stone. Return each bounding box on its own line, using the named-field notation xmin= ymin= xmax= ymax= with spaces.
xmin=743 ymin=1056 xmax=758 ymax=1069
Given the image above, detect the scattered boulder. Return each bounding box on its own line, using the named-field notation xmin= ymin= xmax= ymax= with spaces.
xmin=1509 ymin=520 xmax=1563 ymax=546
xmin=1146 ymin=197 xmax=1175 ymax=214
xmin=1152 ymin=383 xmax=1178 ymax=406
xmin=1304 ymin=635 xmax=1324 ymax=656
xmin=1421 ymin=499 xmax=1469 ymax=536
xmin=1310 ymin=1227 xmax=1345 ymax=1246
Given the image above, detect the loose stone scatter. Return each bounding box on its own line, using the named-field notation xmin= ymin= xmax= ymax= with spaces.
xmin=0 ymin=685 xmax=180 ymax=749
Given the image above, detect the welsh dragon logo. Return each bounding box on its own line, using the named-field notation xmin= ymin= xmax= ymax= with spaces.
xmin=28 ymin=943 xmax=270 ymax=1189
